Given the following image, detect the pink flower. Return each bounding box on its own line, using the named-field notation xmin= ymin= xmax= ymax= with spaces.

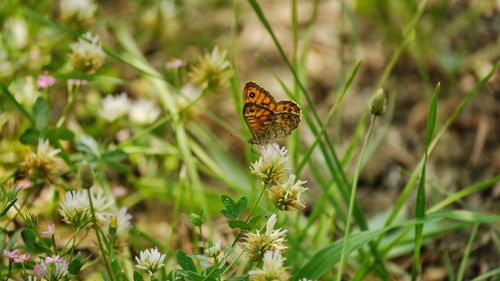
xmin=166 ymin=59 xmax=186 ymax=69
xmin=15 ymin=179 xmax=32 ymax=190
xmin=37 ymin=74 xmax=56 ymax=89
xmin=34 ymin=264 xmax=43 ymax=277
xmin=3 ymin=249 xmax=18 ymax=259
xmin=14 ymin=254 xmax=30 ymax=263
xmin=46 ymin=255 xmax=62 ymax=263
xmin=41 ymin=224 xmax=56 ymax=236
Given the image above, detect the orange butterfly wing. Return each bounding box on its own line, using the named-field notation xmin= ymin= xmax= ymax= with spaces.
xmin=243 ymin=102 xmax=274 ymax=137
xmin=244 ymin=81 xmax=277 ymax=111
xmin=242 ymin=81 xmax=301 ymax=145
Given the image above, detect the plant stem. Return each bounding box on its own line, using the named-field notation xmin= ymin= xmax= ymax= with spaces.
xmin=336 ymin=115 xmax=377 ymax=281
xmin=86 ymin=188 xmax=114 ymax=281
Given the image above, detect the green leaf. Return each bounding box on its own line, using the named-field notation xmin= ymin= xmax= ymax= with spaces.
xmin=235 ymin=196 xmax=248 ymax=217
xmin=247 ymin=215 xmax=264 ymax=229
xmin=20 ymin=128 xmax=40 ymax=145
xmin=68 ymin=257 xmax=84 ymax=275
xmin=424 ymin=83 xmax=440 ymax=147
xmin=220 ymin=195 xmax=236 ymax=211
xmin=177 ymin=250 xmax=196 ymax=272
xmin=48 ymin=127 xmax=75 ymax=141
xmin=228 ymin=220 xmax=249 ymax=231
xmin=33 ymin=97 xmax=51 ymax=132
xmin=133 ymin=271 xmax=144 ymax=281
xmin=102 ymin=149 xmax=128 ymax=161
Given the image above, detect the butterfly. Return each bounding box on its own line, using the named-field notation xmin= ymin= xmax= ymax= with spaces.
xmin=242 ymin=81 xmax=301 ymax=145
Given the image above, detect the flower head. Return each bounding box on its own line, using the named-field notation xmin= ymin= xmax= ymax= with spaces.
xmin=60 ymin=0 xmax=97 ymax=27
xmin=3 ymin=249 xmax=18 ymax=260
xmin=244 ymin=214 xmax=287 ymax=261
xmin=269 ymin=174 xmax=307 ymax=211
xmin=37 ymin=74 xmax=56 ymax=89
xmin=135 ymin=247 xmax=166 ymax=276
xmin=112 ymin=207 xmax=132 ymax=236
xmin=69 ymin=32 xmax=105 ymax=75
xmin=99 ymin=93 xmax=131 ymax=122
xmin=128 ymin=98 xmax=161 ymax=125
xmin=14 ymin=253 xmax=30 ymax=263
xmin=41 ymin=224 xmax=56 ymax=236
xmin=21 ymin=139 xmax=61 ymax=182
xmin=188 ymin=46 xmax=232 ymax=90
xmin=58 ymin=189 xmax=91 ymax=227
xmin=249 ymin=250 xmax=290 ymax=281
xmin=204 ymin=240 xmax=222 ymax=259
xmin=35 ymin=256 xmax=69 ymax=281
xmin=251 ymin=143 xmax=289 ymax=186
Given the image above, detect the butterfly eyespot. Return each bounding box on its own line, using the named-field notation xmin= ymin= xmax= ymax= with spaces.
xmin=249 ymin=92 xmax=256 ymax=98
xmin=249 ymin=108 xmax=255 ymax=113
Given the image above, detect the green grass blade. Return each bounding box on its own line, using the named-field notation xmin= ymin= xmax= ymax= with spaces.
xmin=293 ymin=210 xmax=500 ymax=281
xmin=383 ymin=61 xmax=498 ymax=229
xmin=411 ymin=82 xmax=440 ymax=280
xmin=456 ymin=223 xmax=479 ymax=281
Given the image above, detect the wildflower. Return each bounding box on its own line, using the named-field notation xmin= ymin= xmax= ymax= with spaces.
xmin=69 ymin=32 xmax=105 ymax=75
xmin=244 ymin=214 xmax=287 ymax=261
xmin=251 ymin=143 xmax=289 ymax=186
xmin=21 ymin=139 xmax=61 ymax=182
xmin=59 ymin=0 xmax=97 ymax=27
xmin=166 ymin=58 xmax=186 ymax=69
xmin=269 ymin=174 xmax=307 ymax=211
xmin=128 ymin=98 xmax=161 ymax=125
xmin=14 ymin=253 xmax=30 ymax=263
xmin=89 ymin=186 xmax=114 ymax=223
xmin=36 ymin=256 xmax=69 ymax=281
xmin=99 ymin=93 xmax=131 ymax=122
xmin=204 ymin=240 xmax=222 ymax=259
xmin=58 ymin=189 xmax=91 ymax=227
xmin=249 ymin=250 xmax=290 ymax=281
xmin=3 ymin=249 xmax=18 ymax=260
xmin=41 ymin=224 xmax=56 ymax=236
xmin=370 ymin=88 xmax=387 ymax=116
xmin=37 ymin=74 xmax=56 ymax=89
xmin=113 ymin=207 xmax=132 ymax=236
xmin=15 ymin=179 xmax=32 ymax=190
xmin=135 ymin=247 xmax=166 ymax=276
xmin=46 ymin=256 xmax=63 ymax=263
xmin=188 ymin=46 xmax=232 ymax=90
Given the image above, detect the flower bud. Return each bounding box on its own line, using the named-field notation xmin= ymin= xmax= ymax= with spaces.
xmin=370 ymin=89 xmax=387 ymax=116
xmin=78 ymin=161 xmax=94 ymax=189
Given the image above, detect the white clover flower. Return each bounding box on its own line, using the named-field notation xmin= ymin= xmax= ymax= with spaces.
xmin=22 ymin=139 xmax=61 ymax=182
xmin=113 ymin=207 xmax=132 ymax=236
xmin=188 ymin=46 xmax=232 ymax=90
xmin=244 ymin=214 xmax=288 ymax=261
xmin=60 ymin=0 xmax=97 ymax=26
xmin=204 ymin=240 xmax=222 ymax=258
xmin=37 ymin=139 xmax=61 ymax=158
xmin=128 ymin=98 xmax=161 ymax=125
xmin=58 ymin=189 xmax=91 ymax=227
xmin=251 ymin=143 xmax=289 ymax=186
xmin=269 ymin=174 xmax=308 ymax=211
xmin=35 ymin=256 xmax=69 ymax=281
xmin=99 ymin=93 xmax=131 ymax=122
xmin=69 ymin=32 xmax=105 ymax=74
xmin=4 ymin=17 xmax=28 ymax=49
xmin=135 ymin=247 xmax=166 ymax=276
xmin=249 ymin=250 xmax=290 ymax=281
xmin=90 ymin=187 xmax=114 ymax=223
